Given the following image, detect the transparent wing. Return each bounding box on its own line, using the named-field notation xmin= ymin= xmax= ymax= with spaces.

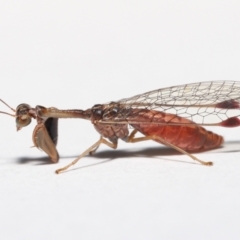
xmin=100 ymin=81 xmax=240 ymax=126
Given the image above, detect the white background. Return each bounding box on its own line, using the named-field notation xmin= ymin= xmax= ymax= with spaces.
xmin=0 ymin=1 xmax=240 ymax=239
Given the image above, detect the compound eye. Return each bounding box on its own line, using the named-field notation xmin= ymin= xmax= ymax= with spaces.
xmin=16 ymin=104 xmax=31 ymax=115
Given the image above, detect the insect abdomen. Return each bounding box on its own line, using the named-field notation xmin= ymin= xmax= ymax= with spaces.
xmin=129 ymin=110 xmax=223 ymax=152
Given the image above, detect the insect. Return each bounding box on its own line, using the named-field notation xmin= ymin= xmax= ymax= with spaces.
xmin=1 ymin=81 xmax=240 ymax=174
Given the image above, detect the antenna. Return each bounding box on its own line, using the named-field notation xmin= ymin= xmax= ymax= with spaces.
xmin=0 ymin=99 xmax=15 ymax=117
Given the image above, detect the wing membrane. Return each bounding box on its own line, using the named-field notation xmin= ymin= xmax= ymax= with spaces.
xmin=100 ymin=81 xmax=240 ymax=125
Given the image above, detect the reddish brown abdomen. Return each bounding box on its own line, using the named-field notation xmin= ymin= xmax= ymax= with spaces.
xmin=129 ymin=109 xmax=223 ymax=152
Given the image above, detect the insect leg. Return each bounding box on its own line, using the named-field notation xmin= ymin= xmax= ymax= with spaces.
xmin=89 ymin=145 xmax=100 ymax=155
xmin=55 ymin=137 xmax=117 ymax=174
xmin=128 ymin=129 xmax=138 ymax=140
xmin=33 ymin=123 xmax=59 ymax=163
xmin=127 ymin=129 xmax=152 ymax=143
xmin=127 ymin=131 xmax=213 ymax=166
xmin=153 ymin=136 xmax=213 ymax=166
xmin=89 ymin=137 xmax=118 ymax=155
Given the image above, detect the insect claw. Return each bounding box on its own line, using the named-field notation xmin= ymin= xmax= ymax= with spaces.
xmin=204 ymin=161 xmax=213 ymax=166
xmin=206 ymin=162 xmax=213 ymax=166
xmin=55 ymin=169 xmax=62 ymax=174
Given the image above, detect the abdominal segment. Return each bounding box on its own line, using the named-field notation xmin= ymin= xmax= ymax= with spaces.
xmin=129 ymin=109 xmax=223 ymax=152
